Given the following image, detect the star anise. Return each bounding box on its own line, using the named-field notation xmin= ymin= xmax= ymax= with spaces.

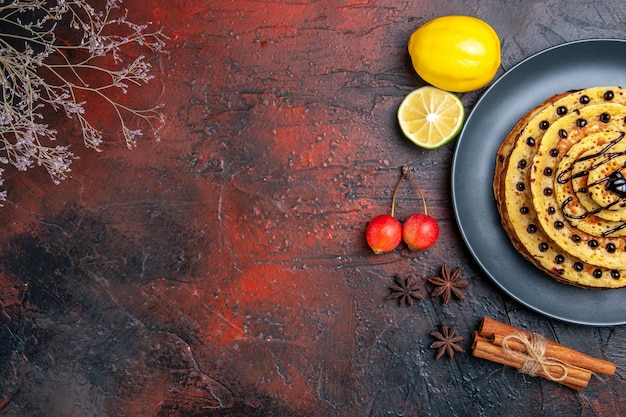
xmin=428 ymin=263 xmax=469 ymax=305
xmin=385 ymin=275 xmax=426 ymax=306
xmin=430 ymin=320 xmax=465 ymax=359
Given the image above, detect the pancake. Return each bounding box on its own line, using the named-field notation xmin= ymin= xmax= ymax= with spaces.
xmin=493 ymin=86 xmax=626 ymax=288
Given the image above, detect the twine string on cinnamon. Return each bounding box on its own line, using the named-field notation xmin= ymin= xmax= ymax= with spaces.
xmin=502 ymin=331 xmax=580 ymax=383
xmin=472 ymin=317 xmax=615 ymax=391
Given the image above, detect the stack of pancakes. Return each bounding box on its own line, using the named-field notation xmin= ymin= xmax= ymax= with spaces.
xmin=494 ymin=86 xmax=626 ymax=288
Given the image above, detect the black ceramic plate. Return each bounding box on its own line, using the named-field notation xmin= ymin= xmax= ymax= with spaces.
xmin=452 ymin=39 xmax=626 ymax=326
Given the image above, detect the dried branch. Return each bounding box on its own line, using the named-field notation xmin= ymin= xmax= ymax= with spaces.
xmin=0 ymin=0 xmax=167 ymax=205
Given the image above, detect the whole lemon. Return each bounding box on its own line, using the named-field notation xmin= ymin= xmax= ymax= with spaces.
xmin=408 ymin=15 xmax=501 ymax=93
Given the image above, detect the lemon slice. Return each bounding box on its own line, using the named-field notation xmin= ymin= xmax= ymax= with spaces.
xmin=398 ymin=86 xmax=465 ymax=149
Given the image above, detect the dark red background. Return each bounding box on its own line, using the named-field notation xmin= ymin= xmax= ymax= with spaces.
xmin=1 ymin=1 xmax=625 ymax=416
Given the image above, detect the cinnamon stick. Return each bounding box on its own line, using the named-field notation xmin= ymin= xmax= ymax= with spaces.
xmin=478 ymin=317 xmax=616 ymax=376
xmin=472 ymin=333 xmax=591 ymax=391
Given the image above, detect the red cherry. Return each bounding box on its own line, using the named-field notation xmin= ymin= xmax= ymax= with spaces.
xmin=402 ymin=213 xmax=439 ymax=250
xmin=366 ymin=214 xmax=402 ymax=254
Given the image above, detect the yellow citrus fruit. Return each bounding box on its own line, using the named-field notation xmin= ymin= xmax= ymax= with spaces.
xmin=397 ymin=86 xmax=464 ymax=149
xmin=408 ymin=15 xmax=501 ymax=93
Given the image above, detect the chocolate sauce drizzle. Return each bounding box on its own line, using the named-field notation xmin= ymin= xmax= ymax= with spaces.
xmin=556 ymin=131 xmax=626 ymax=236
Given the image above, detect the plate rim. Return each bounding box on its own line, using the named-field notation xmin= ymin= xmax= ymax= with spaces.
xmin=451 ymin=38 xmax=626 ymax=326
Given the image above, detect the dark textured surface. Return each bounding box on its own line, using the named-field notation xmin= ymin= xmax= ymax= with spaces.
xmin=1 ymin=1 xmax=626 ymax=416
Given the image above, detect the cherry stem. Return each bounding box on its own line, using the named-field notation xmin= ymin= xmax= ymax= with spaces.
xmin=390 ymin=165 xmax=428 ymax=217
xmin=405 ymin=166 xmax=428 ymax=216
xmin=390 ymin=168 xmax=406 ymax=218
